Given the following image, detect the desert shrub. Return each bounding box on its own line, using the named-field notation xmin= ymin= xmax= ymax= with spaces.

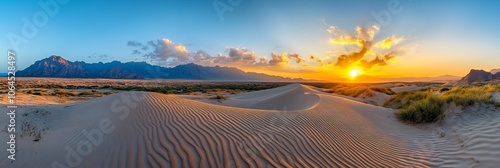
xmin=26 ymin=90 xmax=34 ymax=94
xmin=34 ymin=92 xmax=44 ymax=96
xmin=210 ymin=90 xmax=227 ymax=103
xmin=386 ymin=83 xmax=500 ymax=124
xmin=438 ymin=87 xmax=450 ymax=93
xmin=78 ymin=91 xmax=96 ymax=96
xmin=211 ymin=94 xmax=227 ymax=102
xmin=53 ymin=89 xmax=77 ymax=96
xmin=395 ymin=95 xmax=444 ymax=123
xmin=370 ymin=86 xmax=395 ymax=95
xmin=441 ymin=85 xmax=495 ymax=106
xmin=327 ymin=85 xmax=375 ymax=97
xmin=78 ymin=90 xmax=113 ymax=96
xmin=111 ymin=86 xmax=126 ymax=90
xmin=383 ymin=90 xmax=431 ymax=109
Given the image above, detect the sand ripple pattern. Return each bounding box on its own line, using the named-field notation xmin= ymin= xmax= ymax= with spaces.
xmin=3 ymin=85 xmax=499 ymax=167
xmin=83 ymin=92 xmax=430 ymax=167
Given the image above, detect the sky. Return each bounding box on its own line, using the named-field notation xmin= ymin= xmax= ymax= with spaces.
xmin=1 ymin=0 xmax=499 ymax=81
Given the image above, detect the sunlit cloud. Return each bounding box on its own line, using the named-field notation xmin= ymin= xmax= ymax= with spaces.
xmin=139 ymin=39 xmax=191 ymax=66
xmin=128 ymin=39 xmax=307 ymax=70
xmin=374 ymin=35 xmax=404 ymax=49
xmin=327 ymin=24 xmax=404 ymax=71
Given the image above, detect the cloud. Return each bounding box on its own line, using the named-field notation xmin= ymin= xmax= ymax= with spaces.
xmin=127 ymin=41 xmax=142 ymax=47
xmin=267 ymin=52 xmax=306 ymax=67
xmin=132 ymin=50 xmax=142 ymax=55
xmin=88 ymin=53 xmax=109 ymax=59
xmin=227 ymin=48 xmax=258 ymax=64
xmin=288 ymin=53 xmax=303 ymax=64
xmin=374 ymin=35 xmax=404 ymax=49
xmin=327 ymin=24 xmax=403 ymax=70
xmin=269 ymin=52 xmax=290 ymax=67
xmin=128 ymin=38 xmax=306 ymax=69
xmin=138 ymin=38 xmax=192 ymax=66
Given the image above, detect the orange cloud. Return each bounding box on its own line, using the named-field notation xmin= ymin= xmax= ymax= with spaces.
xmin=374 ymin=35 xmax=404 ymax=49
xmin=327 ymin=24 xmax=404 ymax=71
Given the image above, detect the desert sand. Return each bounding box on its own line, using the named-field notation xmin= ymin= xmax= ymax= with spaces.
xmin=1 ymin=84 xmax=499 ymax=167
xmin=493 ymin=92 xmax=500 ymax=102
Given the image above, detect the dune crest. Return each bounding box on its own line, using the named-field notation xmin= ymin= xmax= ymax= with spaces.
xmin=215 ymin=83 xmax=320 ymax=111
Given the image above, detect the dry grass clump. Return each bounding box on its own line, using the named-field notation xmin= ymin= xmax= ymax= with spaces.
xmin=53 ymin=89 xmax=77 ymax=96
xmin=386 ymin=83 xmax=500 ymax=124
xmin=210 ymin=89 xmax=227 ymax=103
xmin=25 ymin=89 xmax=50 ymax=96
xmin=323 ymin=84 xmax=395 ymax=98
xmin=327 ymin=85 xmax=375 ymax=98
xmin=383 ymin=90 xmax=431 ymax=109
xmin=77 ymin=90 xmax=113 ymax=96
xmin=369 ymin=86 xmax=395 ymax=95
xmin=395 ymin=95 xmax=444 ymax=124
xmin=26 ymin=89 xmax=114 ymax=97
xmin=441 ymin=84 xmax=499 ymax=106
xmin=385 ymin=90 xmax=444 ymax=123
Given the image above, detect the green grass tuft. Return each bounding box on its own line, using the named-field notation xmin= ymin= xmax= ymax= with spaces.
xmin=441 ymin=84 xmax=496 ymax=106
xmin=395 ymin=95 xmax=444 ymax=123
xmin=383 ymin=90 xmax=431 ymax=109
xmin=386 ymin=83 xmax=500 ymax=124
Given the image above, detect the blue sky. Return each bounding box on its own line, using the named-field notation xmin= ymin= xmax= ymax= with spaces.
xmin=1 ymin=0 xmax=499 ymax=79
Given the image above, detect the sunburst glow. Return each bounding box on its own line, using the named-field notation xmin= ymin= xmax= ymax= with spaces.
xmin=349 ymin=69 xmax=361 ymax=78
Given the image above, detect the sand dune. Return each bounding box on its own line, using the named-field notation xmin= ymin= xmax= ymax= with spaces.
xmin=1 ymin=84 xmax=499 ymax=167
xmin=212 ymin=83 xmax=320 ymax=111
xmin=493 ymin=92 xmax=500 ymax=102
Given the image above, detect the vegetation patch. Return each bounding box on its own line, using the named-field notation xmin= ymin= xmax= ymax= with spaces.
xmin=307 ymin=83 xmax=396 ymax=98
xmin=395 ymin=95 xmax=444 ymax=123
xmin=369 ymin=86 xmax=396 ymax=95
xmin=385 ymin=83 xmax=500 ymax=124
xmin=441 ymin=84 xmax=497 ymax=106
xmin=210 ymin=89 xmax=227 ymax=103
xmin=330 ymin=86 xmax=375 ymax=97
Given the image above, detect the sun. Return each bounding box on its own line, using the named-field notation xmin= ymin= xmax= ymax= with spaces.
xmin=349 ymin=69 xmax=361 ymax=78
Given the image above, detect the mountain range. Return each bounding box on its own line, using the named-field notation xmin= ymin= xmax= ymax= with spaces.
xmin=459 ymin=69 xmax=500 ymax=82
xmin=16 ymin=56 xmax=302 ymax=81
xmin=17 ymin=56 xmax=499 ymax=83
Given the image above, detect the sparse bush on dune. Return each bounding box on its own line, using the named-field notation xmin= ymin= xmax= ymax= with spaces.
xmin=52 ymin=89 xmax=77 ymax=96
xmin=438 ymin=87 xmax=450 ymax=93
xmin=441 ymin=84 xmax=497 ymax=106
xmin=343 ymin=86 xmax=373 ymax=97
xmin=324 ymin=84 xmax=395 ymax=98
xmin=383 ymin=90 xmax=431 ymax=109
xmin=395 ymin=95 xmax=444 ymax=123
xmin=78 ymin=90 xmax=114 ymax=96
xmin=210 ymin=89 xmax=227 ymax=103
xmin=25 ymin=88 xmax=50 ymax=96
xmin=327 ymin=85 xmax=375 ymax=97
xmin=386 ymin=83 xmax=500 ymax=124
xmin=369 ymin=86 xmax=395 ymax=95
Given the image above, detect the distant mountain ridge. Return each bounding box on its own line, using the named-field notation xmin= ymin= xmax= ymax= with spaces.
xmin=491 ymin=68 xmax=500 ymax=75
xmin=459 ymin=69 xmax=500 ymax=82
xmin=17 ymin=56 xmax=302 ymax=81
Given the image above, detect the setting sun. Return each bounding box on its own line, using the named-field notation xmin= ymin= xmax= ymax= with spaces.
xmin=349 ymin=69 xmax=361 ymax=78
